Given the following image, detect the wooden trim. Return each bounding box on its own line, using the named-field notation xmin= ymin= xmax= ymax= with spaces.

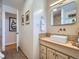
xmin=5 ymin=43 xmax=16 ymax=48
xmin=5 ymin=42 xmax=16 ymax=46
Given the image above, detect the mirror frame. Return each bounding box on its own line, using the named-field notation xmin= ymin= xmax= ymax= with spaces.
xmin=50 ymin=1 xmax=77 ymax=26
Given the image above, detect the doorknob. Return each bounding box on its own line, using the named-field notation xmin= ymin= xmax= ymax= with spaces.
xmin=16 ymin=32 xmax=19 ymax=34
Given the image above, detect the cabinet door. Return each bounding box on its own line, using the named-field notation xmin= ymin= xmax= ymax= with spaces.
xmin=40 ymin=45 xmax=46 ymax=54
xmin=40 ymin=53 xmax=46 ymax=59
xmin=47 ymin=48 xmax=55 ymax=59
xmin=56 ymin=52 xmax=68 ymax=59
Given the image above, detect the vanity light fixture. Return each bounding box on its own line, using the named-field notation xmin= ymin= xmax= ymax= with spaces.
xmin=50 ymin=0 xmax=65 ymax=7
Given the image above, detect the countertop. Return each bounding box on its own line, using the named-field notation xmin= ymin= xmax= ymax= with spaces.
xmin=40 ymin=37 xmax=79 ymax=51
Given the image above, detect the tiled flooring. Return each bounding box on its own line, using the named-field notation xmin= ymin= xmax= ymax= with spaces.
xmin=4 ymin=44 xmax=27 ymax=59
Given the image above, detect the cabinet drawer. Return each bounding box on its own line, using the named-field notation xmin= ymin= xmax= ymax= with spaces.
xmin=40 ymin=45 xmax=46 ymax=54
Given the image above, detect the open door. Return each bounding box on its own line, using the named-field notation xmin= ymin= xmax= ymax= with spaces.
xmin=16 ymin=9 xmax=19 ymax=52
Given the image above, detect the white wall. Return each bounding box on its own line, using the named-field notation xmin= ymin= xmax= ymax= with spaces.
xmin=5 ymin=13 xmax=16 ymax=45
xmin=32 ymin=0 xmax=47 ymax=59
xmin=19 ymin=0 xmax=33 ymax=59
xmin=20 ymin=0 xmax=48 ymax=59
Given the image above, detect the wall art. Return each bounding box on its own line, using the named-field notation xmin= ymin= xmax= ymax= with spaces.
xmin=9 ymin=17 xmax=16 ymax=32
xmin=25 ymin=10 xmax=30 ymax=25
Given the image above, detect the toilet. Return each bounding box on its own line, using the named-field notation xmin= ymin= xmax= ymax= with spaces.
xmin=0 ymin=52 xmax=4 ymax=59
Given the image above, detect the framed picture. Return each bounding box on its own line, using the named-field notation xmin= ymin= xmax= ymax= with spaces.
xmin=9 ymin=17 xmax=16 ymax=32
xmin=25 ymin=10 xmax=30 ymax=24
xmin=21 ymin=15 xmax=24 ymax=25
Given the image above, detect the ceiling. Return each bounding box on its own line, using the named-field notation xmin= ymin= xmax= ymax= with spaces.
xmin=48 ymin=0 xmax=58 ymax=5
xmin=3 ymin=0 xmax=25 ymax=9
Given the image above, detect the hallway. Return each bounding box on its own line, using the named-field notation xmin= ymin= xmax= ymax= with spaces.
xmin=4 ymin=44 xmax=27 ymax=59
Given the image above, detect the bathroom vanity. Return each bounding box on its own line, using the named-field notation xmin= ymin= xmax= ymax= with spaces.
xmin=39 ymin=0 xmax=79 ymax=59
xmin=40 ymin=37 xmax=79 ymax=59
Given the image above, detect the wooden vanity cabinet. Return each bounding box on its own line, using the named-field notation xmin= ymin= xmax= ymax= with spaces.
xmin=40 ymin=45 xmax=78 ymax=59
xmin=40 ymin=45 xmax=68 ymax=59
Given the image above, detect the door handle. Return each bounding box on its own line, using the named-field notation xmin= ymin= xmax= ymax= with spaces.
xmin=16 ymin=32 xmax=19 ymax=34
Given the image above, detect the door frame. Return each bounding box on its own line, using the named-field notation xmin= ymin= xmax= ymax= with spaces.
xmin=16 ymin=9 xmax=19 ymax=51
xmin=2 ymin=5 xmax=19 ymax=51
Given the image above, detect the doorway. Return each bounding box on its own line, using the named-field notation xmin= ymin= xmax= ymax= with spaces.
xmin=5 ymin=12 xmax=17 ymax=50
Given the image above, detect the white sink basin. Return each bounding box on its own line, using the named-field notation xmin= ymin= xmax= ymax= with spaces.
xmin=50 ymin=35 xmax=68 ymax=44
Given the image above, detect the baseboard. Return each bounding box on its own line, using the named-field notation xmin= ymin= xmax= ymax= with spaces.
xmin=19 ymin=47 xmax=28 ymax=59
xmin=5 ymin=42 xmax=16 ymax=46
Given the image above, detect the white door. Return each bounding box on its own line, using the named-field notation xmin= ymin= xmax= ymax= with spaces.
xmin=16 ymin=9 xmax=19 ymax=51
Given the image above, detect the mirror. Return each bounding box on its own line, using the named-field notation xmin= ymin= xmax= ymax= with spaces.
xmin=51 ymin=1 xmax=77 ymax=25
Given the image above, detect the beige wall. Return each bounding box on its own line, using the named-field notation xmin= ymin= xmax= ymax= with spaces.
xmin=47 ymin=0 xmax=79 ymax=35
xmin=5 ymin=12 xmax=16 ymax=45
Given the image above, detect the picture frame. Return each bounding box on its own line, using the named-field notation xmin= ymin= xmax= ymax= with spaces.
xmin=25 ymin=10 xmax=30 ymax=24
xmin=21 ymin=15 xmax=24 ymax=25
xmin=9 ymin=17 xmax=16 ymax=32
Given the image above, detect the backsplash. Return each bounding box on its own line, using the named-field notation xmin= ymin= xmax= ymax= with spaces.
xmin=47 ymin=25 xmax=78 ymax=35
